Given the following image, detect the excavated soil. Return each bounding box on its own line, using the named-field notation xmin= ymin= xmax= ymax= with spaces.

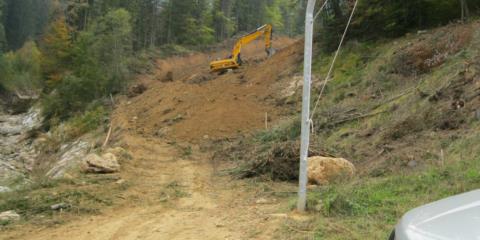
xmin=116 ymin=37 xmax=302 ymax=143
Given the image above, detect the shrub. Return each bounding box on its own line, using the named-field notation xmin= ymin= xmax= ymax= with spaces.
xmin=64 ymin=105 xmax=108 ymax=140
xmin=0 ymin=41 xmax=42 ymax=98
xmin=42 ymin=74 xmax=96 ymax=121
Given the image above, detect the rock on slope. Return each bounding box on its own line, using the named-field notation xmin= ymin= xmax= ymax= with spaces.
xmin=0 ymin=108 xmax=42 ymax=182
xmin=308 ymin=156 xmax=355 ymax=185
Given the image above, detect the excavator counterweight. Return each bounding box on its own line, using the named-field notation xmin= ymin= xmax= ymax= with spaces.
xmin=210 ymin=24 xmax=274 ymax=72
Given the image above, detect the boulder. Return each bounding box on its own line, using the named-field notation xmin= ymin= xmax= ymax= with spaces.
xmin=307 ymin=156 xmax=355 ymax=185
xmin=0 ymin=210 xmax=20 ymax=222
xmin=51 ymin=203 xmax=70 ymax=211
xmin=84 ymin=153 xmax=120 ymax=174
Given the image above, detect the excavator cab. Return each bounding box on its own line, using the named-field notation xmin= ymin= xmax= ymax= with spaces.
xmin=210 ymin=24 xmax=274 ymax=72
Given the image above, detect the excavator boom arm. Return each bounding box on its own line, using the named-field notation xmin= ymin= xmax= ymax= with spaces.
xmin=231 ymin=24 xmax=273 ymax=61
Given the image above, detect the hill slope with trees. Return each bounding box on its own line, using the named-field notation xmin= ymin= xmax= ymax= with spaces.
xmin=1 ymin=0 xmax=480 ymax=239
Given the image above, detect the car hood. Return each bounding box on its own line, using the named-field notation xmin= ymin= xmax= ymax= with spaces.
xmin=396 ymin=190 xmax=480 ymax=240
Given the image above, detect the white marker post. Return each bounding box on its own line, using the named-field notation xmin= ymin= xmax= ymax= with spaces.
xmin=298 ymin=0 xmax=317 ymax=212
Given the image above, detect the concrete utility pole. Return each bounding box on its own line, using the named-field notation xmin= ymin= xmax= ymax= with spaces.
xmin=298 ymin=0 xmax=317 ymax=212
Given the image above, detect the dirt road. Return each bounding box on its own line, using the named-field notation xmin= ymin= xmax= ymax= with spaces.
xmin=4 ymin=131 xmax=287 ymax=240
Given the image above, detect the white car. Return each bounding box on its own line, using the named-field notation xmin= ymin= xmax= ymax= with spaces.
xmin=391 ymin=190 xmax=480 ymax=240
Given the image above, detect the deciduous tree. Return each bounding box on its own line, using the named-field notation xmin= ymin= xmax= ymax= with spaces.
xmin=42 ymin=17 xmax=72 ymax=87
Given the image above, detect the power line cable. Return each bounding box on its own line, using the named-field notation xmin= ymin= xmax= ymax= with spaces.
xmin=314 ymin=0 xmax=329 ymax=21
xmin=310 ymin=0 xmax=359 ymax=122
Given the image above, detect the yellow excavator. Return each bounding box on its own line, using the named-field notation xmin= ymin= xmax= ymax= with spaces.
xmin=210 ymin=24 xmax=274 ymax=72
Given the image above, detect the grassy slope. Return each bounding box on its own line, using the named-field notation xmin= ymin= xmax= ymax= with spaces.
xmin=225 ymin=21 xmax=480 ymax=239
xmin=304 ymin=21 xmax=480 ymax=239
xmin=0 ymin=176 xmax=126 ymax=227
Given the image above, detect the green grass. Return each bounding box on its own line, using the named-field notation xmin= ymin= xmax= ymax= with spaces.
xmin=181 ymin=146 xmax=193 ymax=158
xmin=0 ymin=176 xmax=123 ymax=227
xmin=158 ymin=181 xmax=191 ymax=203
xmin=255 ymin=118 xmax=301 ymax=143
xmin=63 ymin=105 xmax=109 ymax=140
xmin=275 ymin=131 xmax=480 ymax=239
xmin=306 ymin=152 xmax=480 ymax=239
xmin=304 ymin=73 xmax=480 ymax=239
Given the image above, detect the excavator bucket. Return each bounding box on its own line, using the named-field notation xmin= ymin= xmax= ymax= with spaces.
xmin=267 ymin=47 xmax=276 ymax=57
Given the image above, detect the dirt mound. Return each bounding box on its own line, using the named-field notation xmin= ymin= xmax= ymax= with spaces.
xmin=113 ymin=37 xmax=302 ymax=143
xmin=391 ymin=23 xmax=473 ymax=76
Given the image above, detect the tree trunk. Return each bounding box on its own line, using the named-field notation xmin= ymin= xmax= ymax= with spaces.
xmin=166 ymin=1 xmax=173 ymax=44
xmin=460 ymin=0 xmax=470 ymax=22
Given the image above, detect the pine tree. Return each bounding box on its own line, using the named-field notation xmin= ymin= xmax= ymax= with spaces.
xmin=80 ymin=8 xmax=132 ymax=95
xmin=212 ymin=0 xmax=234 ymax=41
xmin=232 ymin=0 xmax=298 ymax=35
xmin=162 ymin=0 xmax=214 ymax=45
xmin=65 ymin=0 xmax=91 ymax=33
xmin=265 ymin=0 xmax=284 ymax=33
xmin=234 ymin=0 xmax=268 ymax=32
xmin=4 ymin=0 xmax=52 ymax=50
xmin=132 ymin=0 xmax=164 ymax=49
